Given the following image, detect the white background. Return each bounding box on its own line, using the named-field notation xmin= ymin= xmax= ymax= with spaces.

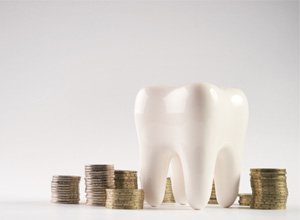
xmin=0 ymin=0 xmax=299 ymax=219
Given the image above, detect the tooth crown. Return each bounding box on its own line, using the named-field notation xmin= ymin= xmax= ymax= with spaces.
xmin=135 ymin=82 xmax=249 ymax=210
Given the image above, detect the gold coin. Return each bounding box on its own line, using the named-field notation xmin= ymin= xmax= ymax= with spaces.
xmin=250 ymin=168 xmax=286 ymax=173
xmin=163 ymin=178 xmax=175 ymax=203
xmin=208 ymin=181 xmax=218 ymax=205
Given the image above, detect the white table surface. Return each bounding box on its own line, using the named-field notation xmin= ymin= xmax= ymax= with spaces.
xmin=0 ymin=200 xmax=299 ymax=220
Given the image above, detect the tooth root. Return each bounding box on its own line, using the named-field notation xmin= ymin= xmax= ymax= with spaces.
xmin=170 ymin=155 xmax=187 ymax=204
xmin=214 ymin=146 xmax=241 ymax=208
xmin=140 ymin=146 xmax=172 ymax=207
xmin=181 ymin=147 xmax=217 ymax=210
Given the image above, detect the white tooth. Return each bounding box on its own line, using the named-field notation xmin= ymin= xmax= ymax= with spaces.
xmin=139 ymin=145 xmax=173 ymax=206
xmin=214 ymin=146 xmax=242 ymax=208
xmin=135 ymin=83 xmax=249 ymax=209
xmin=170 ymin=155 xmax=187 ymax=204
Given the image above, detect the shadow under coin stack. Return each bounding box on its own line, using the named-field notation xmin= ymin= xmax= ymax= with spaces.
xmin=85 ymin=164 xmax=115 ymax=206
xmin=238 ymin=193 xmax=252 ymax=206
xmin=105 ymin=189 xmax=144 ymax=209
xmin=208 ymin=182 xmax=218 ymax=204
xmin=250 ymin=168 xmax=288 ymax=210
xmin=163 ymin=177 xmax=175 ymax=203
xmin=114 ymin=170 xmax=138 ymax=189
xmin=51 ymin=175 xmax=80 ymax=204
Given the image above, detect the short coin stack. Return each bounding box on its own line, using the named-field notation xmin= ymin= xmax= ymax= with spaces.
xmin=51 ymin=175 xmax=80 ymax=204
xmin=238 ymin=193 xmax=252 ymax=206
xmin=250 ymin=168 xmax=288 ymax=209
xmin=105 ymin=189 xmax=144 ymax=209
xmin=163 ymin=177 xmax=175 ymax=203
xmin=114 ymin=170 xmax=138 ymax=189
xmin=85 ymin=164 xmax=115 ymax=206
xmin=208 ymin=182 xmax=218 ymax=204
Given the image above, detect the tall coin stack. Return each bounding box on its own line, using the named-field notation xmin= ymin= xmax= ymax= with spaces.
xmin=163 ymin=177 xmax=175 ymax=203
xmin=85 ymin=164 xmax=115 ymax=206
xmin=51 ymin=175 xmax=80 ymax=204
xmin=250 ymin=168 xmax=288 ymax=209
xmin=208 ymin=182 xmax=218 ymax=204
xmin=114 ymin=170 xmax=138 ymax=189
xmin=105 ymin=189 xmax=144 ymax=209
xmin=238 ymin=193 xmax=252 ymax=206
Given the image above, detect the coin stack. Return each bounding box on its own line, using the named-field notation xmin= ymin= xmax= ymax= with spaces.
xmin=114 ymin=170 xmax=138 ymax=189
xmin=51 ymin=175 xmax=80 ymax=204
xmin=163 ymin=177 xmax=175 ymax=203
xmin=85 ymin=164 xmax=115 ymax=206
xmin=250 ymin=168 xmax=288 ymax=210
xmin=208 ymin=182 xmax=218 ymax=204
xmin=238 ymin=193 xmax=252 ymax=206
xmin=105 ymin=189 xmax=144 ymax=209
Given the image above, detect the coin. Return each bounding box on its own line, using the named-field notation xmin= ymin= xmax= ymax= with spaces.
xmin=249 ymin=168 xmax=288 ymax=210
xmin=250 ymin=168 xmax=286 ymax=173
xmin=238 ymin=193 xmax=252 ymax=206
xmin=52 ymin=175 xmax=81 ymax=179
xmin=85 ymin=164 xmax=115 ymax=206
xmin=105 ymin=189 xmax=144 ymax=209
xmin=163 ymin=177 xmax=175 ymax=203
xmin=51 ymin=175 xmax=80 ymax=204
xmin=208 ymin=181 xmax=218 ymax=205
xmin=114 ymin=170 xmax=138 ymax=190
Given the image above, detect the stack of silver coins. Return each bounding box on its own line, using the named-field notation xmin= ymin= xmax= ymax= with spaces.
xmin=85 ymin=164 xmax=115 ymax=206
xmin=51 ymin=175 xmax=80 ymax=204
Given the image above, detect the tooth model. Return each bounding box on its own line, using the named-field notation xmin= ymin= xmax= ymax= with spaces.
xmin=134 ymin=82 xmax=249 ymax=210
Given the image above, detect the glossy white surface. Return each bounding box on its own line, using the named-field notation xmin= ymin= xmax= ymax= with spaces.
xmin=0 ymin=201 xmax=299 ymax=220
xmin=135 ymin=83 xmax=249 ymax=209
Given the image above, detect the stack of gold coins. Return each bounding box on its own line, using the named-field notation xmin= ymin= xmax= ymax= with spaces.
xmin=208 ymin=182 xmax=218 ymax=204
xmin=85 ymin=164 xmax=115 ymax=206
xmin=238 ymin=193 xmax=252 ymax=206
xmin=114 ymin=170 xmax=138 ymax=189
xmin=163 ymin=177 xmax=175 ymax=203
xmin=51 ymin=175 xmax=80 ymax=204
xmin=105 ymin=189 xmax=144 ymax=209
xmin=250 ymin=168 xmax=288 ymax=209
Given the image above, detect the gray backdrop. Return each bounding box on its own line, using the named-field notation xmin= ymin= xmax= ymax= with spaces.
xmin=0 ymin=0 xmax=298 ymax=207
